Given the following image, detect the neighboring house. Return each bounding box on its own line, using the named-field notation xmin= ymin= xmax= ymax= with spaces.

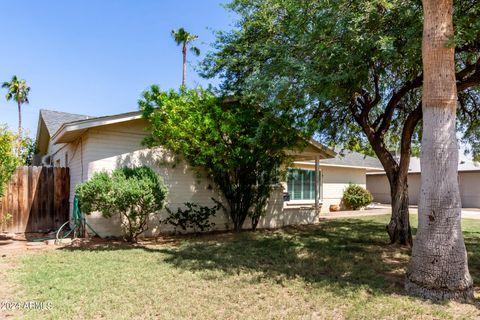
xmin=367 ymin=157 xmax=480 ymax=207
xmin=35 ymin=109 xmax=382 ymax=237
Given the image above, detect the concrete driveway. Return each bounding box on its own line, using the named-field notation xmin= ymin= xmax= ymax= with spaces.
xmin=404 ymin=205 xmax=480 ymax=220
xmin=320 ymin=204 xmax=480 ymax=220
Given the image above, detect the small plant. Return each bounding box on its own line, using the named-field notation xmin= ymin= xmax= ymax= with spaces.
xmin=342 ymin=183 xmax=373 ymax=210
xmin=162 ymin=200 xmax=223 ymax=233
xmin=0 ymin=213 xmax=13 ymax=230
xmin=76 ymin=166 xmax=168 ymax=243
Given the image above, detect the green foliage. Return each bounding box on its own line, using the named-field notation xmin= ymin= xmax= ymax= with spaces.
xmin=171 ymin=27 xmax=200 ymax=56
xmin=140 ymin=86 xmax=303 ymax=231
xmin=162 ymin=201 xmax=223 ymax=233
xmin=202 ymin=0 xmax=480 ymax=159
xmin=0 ymin=126 xmax=19 ymax=197
xmin=0 ymin=213 xmax=13 ymax=230
xmin=202 ymin=0 xmax=415 ymax=144
xmin=19 ymin=137 xmax=37 ymax=165
xmin=2 ymin=75 xmax=30 ymax=105
xmin=75 ymin=166 xmax=168 ymax=243
xmin=342 ymin=184 xmax=373 ymax=210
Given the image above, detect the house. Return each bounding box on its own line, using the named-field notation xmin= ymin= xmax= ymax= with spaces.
xmin=35 ymin=109 xmax=382 ymax=237
xmin=286 ymin=148 xmax=382 ymax=210
xmin=367 ymin=157 xmax=480 ymax=207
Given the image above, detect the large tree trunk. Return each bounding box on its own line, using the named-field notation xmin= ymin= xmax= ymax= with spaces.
xmin=386 ymin=172 xmax=412 ymax=246
xmin=405 ymin=0 xmax=474 ymax=301
xmin=373 ymin=146 xmax=413 ymax=246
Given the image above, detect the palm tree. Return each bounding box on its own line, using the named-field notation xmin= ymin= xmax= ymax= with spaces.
xmin=171 ymin=28 xmax=200 ymax=87
xmin=405 ymin=0 xmax=474 ymax=301
xmin=2 ymin=75 xmax=30 ymax=148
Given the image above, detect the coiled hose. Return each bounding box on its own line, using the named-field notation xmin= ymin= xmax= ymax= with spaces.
xmin=33 ymin=195 xmax=100 ymax=242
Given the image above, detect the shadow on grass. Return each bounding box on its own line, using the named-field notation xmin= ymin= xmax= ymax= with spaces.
xmin=62 ymin=217 xmax=480 ymax=303
xmin=62 ymin=220 xmax=398 ymax=294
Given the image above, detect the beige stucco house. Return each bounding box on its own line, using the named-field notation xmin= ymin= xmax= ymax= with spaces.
xmin=367 ymin=157 xmax=480 ymax=208
xmin=36 ymin=109 xmax=382 ymax=237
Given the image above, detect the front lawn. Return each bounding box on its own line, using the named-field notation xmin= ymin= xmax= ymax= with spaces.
xmin=11 ymin=215 xmax=480 ymax=319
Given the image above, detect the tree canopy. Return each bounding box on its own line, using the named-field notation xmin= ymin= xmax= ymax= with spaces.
xmin=139 ymin=86 xmax=305 ymax=231
xmin=201 ymin=0 xmax=480 ymax=245
xmin=2 ymin=75 xmax=30 ymax=106
xmin=2 ymin=75 xmax=30 ymax=144
xmin=171 ymin=28 xmax=201 ymax=56
xmin=203 ymin=0 xmax=479 ymax=153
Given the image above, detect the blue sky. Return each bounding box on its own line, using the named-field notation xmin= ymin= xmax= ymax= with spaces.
xmin=0 ymin=0 xmax=235 ymax=137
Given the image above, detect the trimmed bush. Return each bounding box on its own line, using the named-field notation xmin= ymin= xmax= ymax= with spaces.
xmin=76 ymin=166 xmax=168 ymax=243
xmin=342 ymin=183 xmax=373 ymax=210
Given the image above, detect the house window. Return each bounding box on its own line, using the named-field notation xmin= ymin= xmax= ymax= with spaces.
xmin=287 ymin=169 xmax=316 ymax=201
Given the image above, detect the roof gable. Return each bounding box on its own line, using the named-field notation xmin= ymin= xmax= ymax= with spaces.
xmin=40 ymin=109 xmax=90 ymax=136
xmin=36 ymin=109 xmax=91 ymax=154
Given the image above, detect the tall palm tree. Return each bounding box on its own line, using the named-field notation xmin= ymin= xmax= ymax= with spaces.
xmin=405 ymin=0 xmax=474 ymax=301
xmin=171 ymin=28 xmax=200 ymax=87
xmin=2 ymin=75 xmax=30 ymax=147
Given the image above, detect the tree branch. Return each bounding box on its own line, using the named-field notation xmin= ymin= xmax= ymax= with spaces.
xmin=349 ymin=93 xmax=398 ymax=177
xmin=376 ymin=74 xmax=423 ymax=137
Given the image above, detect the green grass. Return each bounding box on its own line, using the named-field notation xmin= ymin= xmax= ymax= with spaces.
xmin=12 ymin=215 xmax=480 ymax=319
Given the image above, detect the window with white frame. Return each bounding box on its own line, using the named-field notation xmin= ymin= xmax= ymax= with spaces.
xmin=286 ymin=168 xmax=317 ymax=201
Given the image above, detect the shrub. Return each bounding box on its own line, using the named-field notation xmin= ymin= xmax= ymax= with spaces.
xmin=342 ymin=183 xmax=373 ymax=210
xmin=19 ymin=137 xmax=37 ymax=165
xmin=162 ymin=200 xmax=223 ymax=233
xmin=76 ymin=166 xmax=168 ymax=243
xmin=0 ymin=127 xmax=19 ymax=197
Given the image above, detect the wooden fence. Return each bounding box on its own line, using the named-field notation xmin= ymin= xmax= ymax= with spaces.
xmin=0 ymin=166 xmax=70 ymax=233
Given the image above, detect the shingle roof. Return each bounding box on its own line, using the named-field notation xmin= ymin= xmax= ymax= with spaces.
xmin=40 ymin=109 xmax=91 ymax=136
xmin=318 ymin=148 xmax=383 ymax=169
xmin=407 ymin=157 xmax=480 ymax=173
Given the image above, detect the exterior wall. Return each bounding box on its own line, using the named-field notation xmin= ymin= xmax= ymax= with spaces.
xmin=285 ymin=163 xmax=367 ymax=213
xmin=458 ymin=172 xmax=480 ymax=207
xmin=321 ymin=166 xmax=366 ymax=212
xmin=47 ymin=118 xmax=377 ymax=237
xmin=367 ymin=172 xmax=480 ymax=208
xmin=57 ymin=119 xmax=320 ymax=238
xmin=50 ymin=137 xmax=89 ymax=217
xmin=366 ymin=173 xmax=421 ymax=205
xmin=366 ymin=174 xmax=391 ymax=204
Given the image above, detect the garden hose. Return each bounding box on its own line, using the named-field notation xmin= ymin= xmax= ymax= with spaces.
xmin=32 ymin=195 xmax=100 ymax=242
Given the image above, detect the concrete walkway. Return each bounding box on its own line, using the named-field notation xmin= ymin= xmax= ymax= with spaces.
xmin=320 ymin=204 xmax=480 ymax=220
xmin=319 ymin=207 xmax=392 ymax=219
